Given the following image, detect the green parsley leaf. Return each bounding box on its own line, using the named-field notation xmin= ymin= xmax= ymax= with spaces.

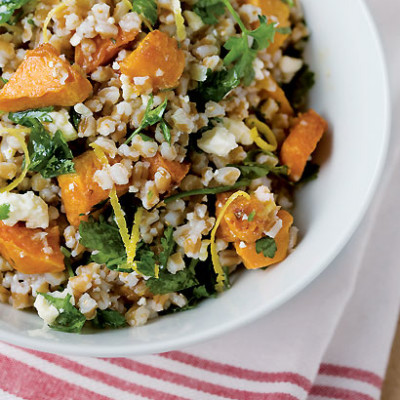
xmin=282 ymin=64 xmax=315 ymax=110
xmin=189 ymin=68 xmax=240 ymax=106
xmin=296 ymin=162 xmax=319 ymax=185
xmin=255 ymin=236 xmax=277 ymax=258
xmin=39 ymin=293 xmax=86 ymax=333
xmin=0 ymin=77 xmax=8 ymax=84
xmin=159 ymin=226 xmax=175 ymax=268
xmin=9 ymin=107 xmax=54 ymax=123
xmin=160 ymin=119 xmax=171 ymax=144
xmin=135 ymin=242 xmax=158 ymax=277
xmin=8 ymin=115 xmax=75 ymax=178
xmin=281 ymin=0 xmax=295 ymax=7
xmin=0 ymin=204 xmax=10 ymax=220
xmin=146 ymin=259 xmax=199 ymax=295
xmin=125 ymin=96 xmax=169 ymax=144
xmin=131 ymin=0 xmax=158 ymax=26
xmin=69 ymin=107 xmax=81 ymax=130
xmin=193 ymin=0 xmax=225 ymax=24
xmin=61 ymin=247 xmax=74 ymax=277
xmin=92 ymin=309 xmax=126 ymax=329
xmin=0 ymin=0 xmax=32 ymax=24
xmin=248 ymin=15 xmax=277 ymax=50
xmin=248 ymin=210 xmax=256 ymax=222
xmin=27 ymin=17 xmax=35 ymax=25
xmin=79 ymin=217 xmax=127 ymax=269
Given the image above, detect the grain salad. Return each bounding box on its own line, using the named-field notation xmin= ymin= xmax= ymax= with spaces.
xmin=0 ymin=0 xmax=327 ymax=332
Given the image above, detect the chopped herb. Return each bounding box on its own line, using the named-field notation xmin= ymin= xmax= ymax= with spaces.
xmin=39 ymin=293 xmax=86 ymax=333
xmin=276 ymin=26 xmax=291 ymax=35
xmin=189 ymin=68 xmax=240 ymax=106
xmin=193 ymin=0 xmax=226 ymax=25
xmin=69 ymin=107 xmax=81 ymax=130
xmin=281 ymin=0 xmax=295 ymax=7
xmin=255 ymin=236 xmax=277 ymax=258
xmin=61 ymin=247 xmax=74 ymax=277
xmin=135 ymin=242 xmax=158 ymax=277
xmin=248 ymin=210 xmax=256 ymax=222
xmin=147 ymin=190 xmax=154 ymax=200
xmin=131 ymin=0 xmax=158 ymax=26
xmin=146 ymin=258 xmax=198 ymax=295
xmin=223 ymin=14 xmax=276 ymax=86
xmin=296 ymin=162 xmax=320 ymax=185
xmin=0 ymin=204 xmax=10 ymax=220
xmin=9 ymin=107 xmax=54 ymax=123
xmin=139 ymin=133 xmax=153 ymax=142
xmin=8 ymin=114 xmax=75 ymax=178
xmin=159 ymin=226 xmax=175 ymax=268
xmin=92 ymin=309 xmax=126 ymax=329
xmin=79 ymin=217 xmax=127 ymax=269
xmin=110 ymin=38 xmax=116 ymax=44
xmin=282 ymin=65 xmax=315 ymax=110
xmin=164 ymin=179 xmax=251 ymax=203
xmin=125 ymin=95 xmax=170 ymax=144
xmin=0 ymin=77 xmax=8 ymax=84
xmin=229 ymin=162 xmax=289 ymax=180
xmin=0 ymin=0 xmax=32 ymax=24
xmin=27 ymin=17 xmax=35 ymax=25
xmin=193 ymin=1 xmax=277 ymax=92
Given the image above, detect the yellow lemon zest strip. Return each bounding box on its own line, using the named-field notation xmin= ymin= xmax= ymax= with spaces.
xmin=43 ymin=0 xmax=72 ymax=43
xmin=172 ymin=0 xmax=186 ymax=41
xmin=210 ymin=190 xmax=250 ymax=291
xmin=154 ymin=263 xmax=159 ymax=279
xmin=126 ymin=207 xmax=143 ymax=265
xmin=122 ymin=0 xmax=133 ymax=10
xmin=246 ymin=116 xmax=277 ymax=152
xmin=0 ymin=128 xmax=30 ymax=193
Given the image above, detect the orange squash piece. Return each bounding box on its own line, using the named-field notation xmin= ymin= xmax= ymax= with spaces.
xmin=144 ymin=153 xmax=190 ymax=188
xmin=0 ymin=223 xmax=64 ymax=274
xmin=75 ymin=28 xmax=139 ymax=74
xmin=256 ymin=75 xmax=293 ymax=115
xmin=244 ymin=0 xmax=291 ymax=54
xmin=235 ymin=209 xmax=293 ymax=269
xmin=0 ymin=43 xmax=92 ymax=112
xmin=58 ymin=151 xmax=129 ymax=227
xmin=216 ymin=191 xmax=277 ymax=243
xmin=120 ymin=30 xmax=185 ymax=94
xmin=280 ymin=109 xmax=328 ymax=181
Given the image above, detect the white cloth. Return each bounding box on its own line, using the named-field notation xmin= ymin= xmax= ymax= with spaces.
xmin=1 ymin=0 xmax=399 ymax=399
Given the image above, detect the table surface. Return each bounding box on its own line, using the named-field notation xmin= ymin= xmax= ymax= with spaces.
xmin=363 ymin=0 xmax=400 ymax=397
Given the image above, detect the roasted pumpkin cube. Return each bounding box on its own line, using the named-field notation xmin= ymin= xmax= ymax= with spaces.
xmin=120 ymin=30 xmax=185 ymax=94
xmin=144 ymin=153 xmax=190 ymax=188
xmin=58 ymin=151 xmax=129 ymax=227
xmin=256 ymin=75 xmax=293 ymax=115
xmin=75 ymin=28 xmax=139 ymax=74
xmin=216 ymin=188 xmax=278 ymax=243
xmin=0 ymin=223 xmax=64 ymax=274
xmin=235 ymin=209 xmax=293 ymax=269
xmin=0 ymin=43 xmax=92 ymax=112
xmin=280 ymin=109 xmax=328 ymax=181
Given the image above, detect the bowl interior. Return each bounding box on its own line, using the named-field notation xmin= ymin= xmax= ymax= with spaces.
xmin=0 ymin=0 xmax=390 ymax=356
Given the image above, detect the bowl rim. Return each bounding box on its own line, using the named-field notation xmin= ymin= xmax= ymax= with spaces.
xmin=0 ymin=0 xmax=391 ymax=357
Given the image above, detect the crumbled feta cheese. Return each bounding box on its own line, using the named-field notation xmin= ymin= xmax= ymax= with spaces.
xmin=0 ymin=191 xmax=49 ymax=229
xmin=33 ymin=294 xmax=59 ymax=325
xmin=254 ymin=186 xmax=274 ymax=203
xmin=222 ymin=118 xmax=254 ymax=145
xmin=46 ymin=109 xmax=78 ymax=141
xmin=197 ymin=126 xmax=238 ymax=157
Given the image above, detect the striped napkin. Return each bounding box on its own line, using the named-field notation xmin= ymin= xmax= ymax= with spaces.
xmin=1 ymin=0 xmax=399 ymax=399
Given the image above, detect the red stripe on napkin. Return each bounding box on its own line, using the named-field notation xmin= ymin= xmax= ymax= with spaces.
xmin=161 ymin=351 xmax=312 ymax=390
xmin=0 ymin=354 xmax=109 ymax=400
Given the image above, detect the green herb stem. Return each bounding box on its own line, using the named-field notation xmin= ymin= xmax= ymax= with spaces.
xmin=164 ymin=179 xmax=251 ymax=203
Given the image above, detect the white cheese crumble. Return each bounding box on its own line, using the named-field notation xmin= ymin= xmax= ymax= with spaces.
xmin=197 ymin=126 xmax=238 ymax=157
xmin=33 ymin=294 xmax=59 ymax=325
xmin=0 ymin=191 xmax=49 ymax=229
xmin=222 ymin=118 xmax=254 ymax=146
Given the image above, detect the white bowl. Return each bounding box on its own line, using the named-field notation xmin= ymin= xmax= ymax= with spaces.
xmin=0 ymin=0 xmax=390 ymax=356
